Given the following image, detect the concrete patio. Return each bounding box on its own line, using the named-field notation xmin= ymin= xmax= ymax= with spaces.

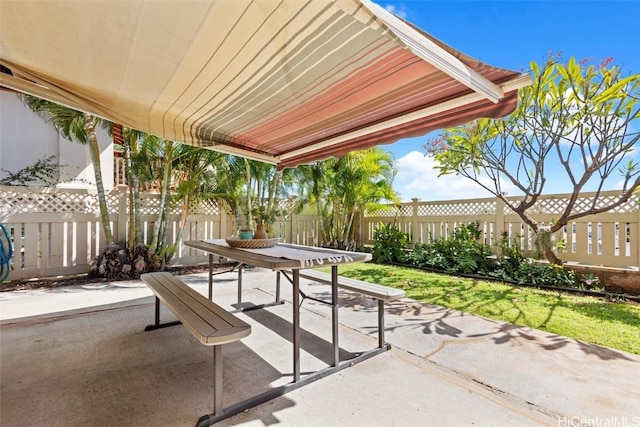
xmin=1 ymin=268 xmax=638 ymax=426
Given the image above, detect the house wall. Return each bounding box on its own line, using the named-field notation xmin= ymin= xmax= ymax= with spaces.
xmin=0 ymin=90 xmax=113 ymax=189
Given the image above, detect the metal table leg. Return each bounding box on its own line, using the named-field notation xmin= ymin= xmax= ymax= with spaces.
xmin=195 ymin=264 xmax=390 ymax=427
xmin=213 ymin=345 xmax=223 ymax=414
xmin=378 ymin=300 xmax=385 ymax=348
xmin=331 ymin=265 xmax=339 ymax=367
xmin=208 ymin=254 xmax=213 ymax=300
xmin=292 ymin=269 xmax=300 ymax=382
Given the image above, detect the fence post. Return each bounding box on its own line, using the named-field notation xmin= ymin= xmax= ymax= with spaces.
xmin=495 ymin=197 xmax=505 ymax=253
xmin=288 ymin=211 xmax=294 ymax=244
xmin=636 ymin=207 xmax=640 ymax=268
xmin=411 ymin=198 xmax=419 ymax=245
xmin=220 ymin=207 xmax=227 ymax=239
xmin=116 ymin=185 xmax=128 ymax=244
xmin=286 ymin=196 xmax=296 ymax=244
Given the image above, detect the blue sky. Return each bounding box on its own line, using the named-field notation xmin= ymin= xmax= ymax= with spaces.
xmin=373 ymin=1 xmax=640 ymax=201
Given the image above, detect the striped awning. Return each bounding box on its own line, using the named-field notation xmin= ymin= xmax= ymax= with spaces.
xmin=0 ymin=0 xmax=531 ymax=168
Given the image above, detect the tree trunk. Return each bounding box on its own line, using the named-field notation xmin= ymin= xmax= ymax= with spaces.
xmin=84 ymin=114 xmax=114 ymax=245
xmin=117 ymin=125 xmax=138 ymax=256
xmin=267 ymin=170 xmax=282 ymax=212
xmin=244 ymin=159 xmax=253 ymax=226
xmin=149 ymin=142 xmax=172 ymax=255
xmin=159 ymin=191 xmax=172 ymax=267
xmin=315 ymin=200 xmax=326 ymax=246
xmin=170 ymin=199 xmax=190 ymax=264
xmin=535 ymin=228 xmax=563 ymax=265
xmin=544 ymin=245 xmax=563 ymax=265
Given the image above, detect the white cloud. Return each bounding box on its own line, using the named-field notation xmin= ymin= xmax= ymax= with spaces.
xmin=393 ymin=151 xmax=521 ymax=202
xmin=383 ymin=4 xmax=408 ymax=19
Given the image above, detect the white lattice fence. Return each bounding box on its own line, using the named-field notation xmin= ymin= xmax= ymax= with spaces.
xmin=0 ymin=185 xmax=324 ymax=280
xmin=1 ymin=187 xmax=108 ymax=279
xmin=2 ymin=185 xmax=638 ymax=280
xmin=0 ymin=185 xmax=229 ymax=280
xmin=361 ymin=191 xmax=640 ymax=268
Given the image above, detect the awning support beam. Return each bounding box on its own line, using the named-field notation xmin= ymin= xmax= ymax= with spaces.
xmin=362 ymin=0 xmax=505 ymax=104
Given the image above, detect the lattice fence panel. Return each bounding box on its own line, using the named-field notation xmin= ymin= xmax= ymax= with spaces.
xmin=0 ymin=188 xmax=100 ymax=214
xmin=191 ymin=202 xmax=221 ymax=216
xmin=139 ymin=196 xmax=162 ymax=215
xmin=565 ymin=194 xmax=637 ymax=214
xmin=398 ymin=204 xmax=414 ymax=216
xmin=505 ymin=194 xmax=638 ymax=216
xmin=295 ymin=204 xmax=317 ymax=216
xmin=367 ymin=205 xmax=403 ymax=217
xmin=106 ymin=193 xmax=119 ymax=214
xmin=417 ymin=200 xmax=496 ymax=217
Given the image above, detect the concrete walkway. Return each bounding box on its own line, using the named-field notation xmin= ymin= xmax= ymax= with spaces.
xmin=1 ymin=268 xmax=638 ymax=427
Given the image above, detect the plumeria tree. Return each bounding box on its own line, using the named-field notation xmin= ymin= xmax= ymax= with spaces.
xmin=427 ymin=55 xmax=640 ymax=264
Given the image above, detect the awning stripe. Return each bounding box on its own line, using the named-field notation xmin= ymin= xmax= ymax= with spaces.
xmin=0 ymin=0 xmax=532 ymax=167
xmin=278 ymin=90 xmax=519 ymax=169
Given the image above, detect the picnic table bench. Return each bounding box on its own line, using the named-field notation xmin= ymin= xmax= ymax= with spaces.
xmin=293 ymin=269 xmax=405 ymax=349
xmin=170 ymin=240 xmax=398 ymax=426
xmin=140 ymin=272 xmax=251 ymax=425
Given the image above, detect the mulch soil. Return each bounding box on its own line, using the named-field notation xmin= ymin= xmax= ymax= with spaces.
xmin=0 ymin=264 xmax=234 ymax=292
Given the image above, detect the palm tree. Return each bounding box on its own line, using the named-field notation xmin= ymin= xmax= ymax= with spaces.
xmin=22 ymin=95 xmax=115 ymax=245
xmin=222 ymin=157 xmax=291 ymax=233
xmin=111 ymin=123 xmax=146 ymax=253
xmin=170 ymin=144 xmax=228 ymax=261
xmin=135 ymin=135 xmax=175 ymax=260
xmin=294 ymin=162 xmax=329 ymax=245
xmin=295 ymin=148 xmax=399 ymax=249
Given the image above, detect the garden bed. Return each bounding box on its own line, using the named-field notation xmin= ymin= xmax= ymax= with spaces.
xmin=0 ymin=263 xmax=230 ymax=292
xmin=390 ymin=262 xmax=640 ymax=303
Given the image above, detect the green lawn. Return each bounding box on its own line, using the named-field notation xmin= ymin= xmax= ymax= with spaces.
xmin=320 ymin=263 xmax=640 ymax=355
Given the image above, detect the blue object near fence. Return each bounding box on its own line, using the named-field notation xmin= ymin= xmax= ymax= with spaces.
xmin=0 ymin=224 xmax=13 ymax=281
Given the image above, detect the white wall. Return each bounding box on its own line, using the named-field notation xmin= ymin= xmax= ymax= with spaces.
xmin=0 ymin=90 xmax=113 ymax=190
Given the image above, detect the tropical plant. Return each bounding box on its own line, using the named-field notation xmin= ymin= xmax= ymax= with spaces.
xmin=0 ymin=155 xmax=60 ymax=186
xmin=427 ymin=55 xmax=640 ymax=264
xmin=405 ymin=223 xmax=578 ymax=287
xmin=372 ymin=222 xmax=409 ymax=263
xmin=251 ymin=205 xmax=287 ymax=226
xmin=22 ymin=95 xmax=115 ymax=244
xmin=412 ymin=222 xmax=494 ymax=274
xmin=290 ymin=148 xmax=400 ymax=249
xmin=325 ymin=148 xmax=400 ymax=249
xmin=493 ymin=231 xmax=528 ymax=278
xmin=140 ymin=136 xmax=176 ymax=264
xmin=170 ymin=144 xmax=229 ymax=256
xmin=221 ymin=157 xmax=295 ymax=235
xmin=580 ymin=272 xmax=601 ymax=289
xmin=293 ymin=161 xmax=330 ymax=244
xmin=111 ymin=123 xmax=146 ymax=252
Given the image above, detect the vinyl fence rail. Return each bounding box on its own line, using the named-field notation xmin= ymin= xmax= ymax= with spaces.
xmin=0 ymin=185 xmax=317 ymax=281
xmin=0 ymin=185 xmax=637 ymax=281
xmin=361 ymin=191 xmax=639 ymax=269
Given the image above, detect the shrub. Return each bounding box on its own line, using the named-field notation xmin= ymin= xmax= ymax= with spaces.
xmin=405 ymin=224 xmax=581 ymax=290
xmin=405 ymin=222 xmax=493 ymax=274
xmin=511 ymin=261 xmax=575 ymax=287
xmin=372 ymin=222 xmax=409 ymax=264
xmin=494 ymin=232 xmax=527 ymax=277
